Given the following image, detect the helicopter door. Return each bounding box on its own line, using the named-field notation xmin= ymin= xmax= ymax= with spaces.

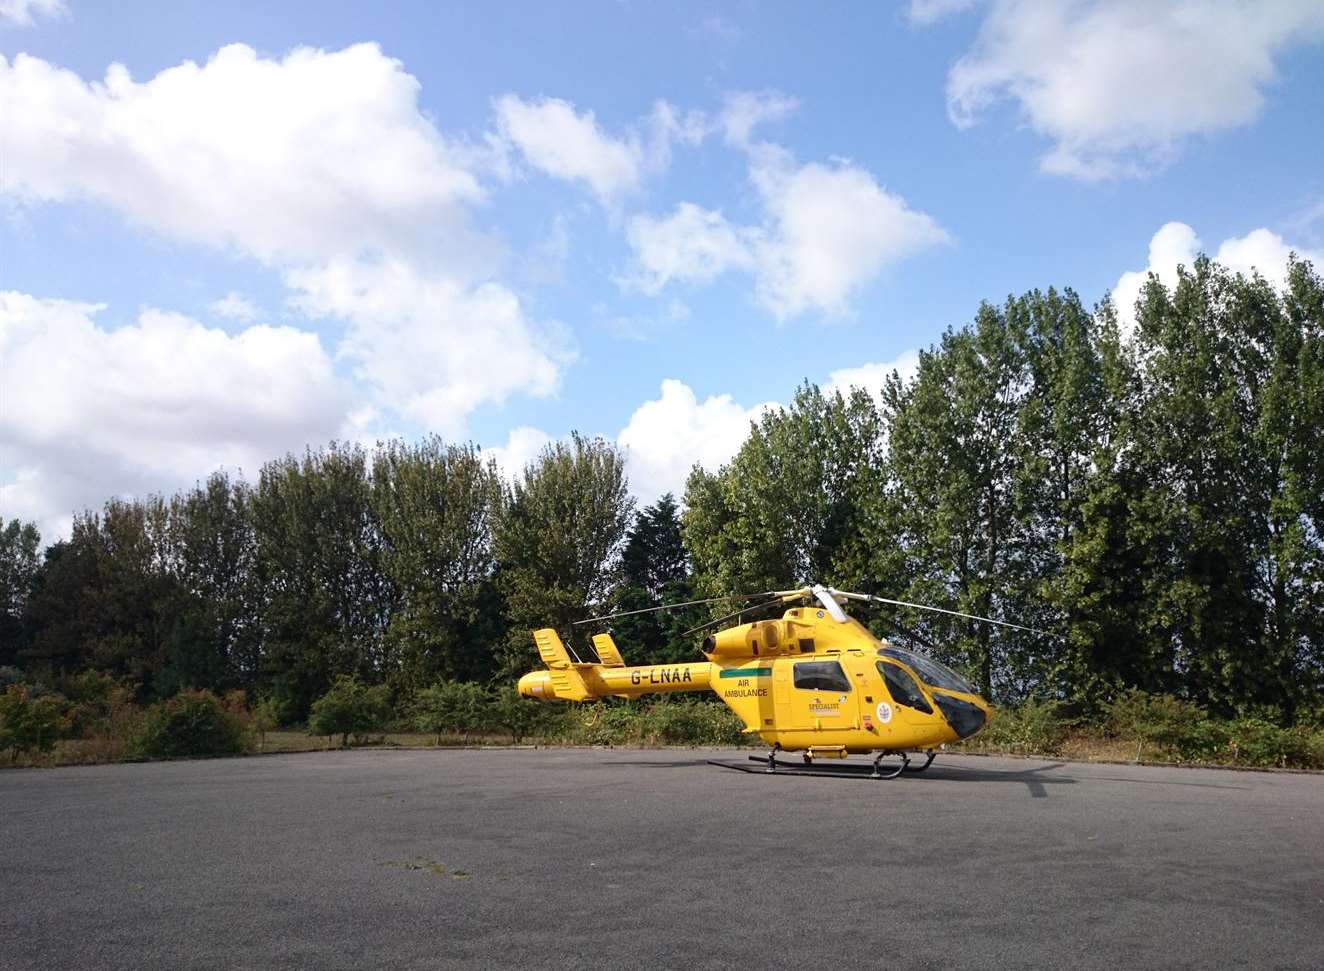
xmin=780 ymin=657 xmax=857 ymax=732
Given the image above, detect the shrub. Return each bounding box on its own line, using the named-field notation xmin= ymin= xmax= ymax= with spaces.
xmin=1224 ymin=718 xmax=1312 ymax=768
xmin=0 ymin=683 xmax=69 ymax=761
xmin=307 ymin=675 xmax=391 ymax=748
xmin=641 ymin=698 xmax=746 ymax=746
xmin=130 ymin=689 xmax=248 ymax=760
xmin=1105 ymin=689 xmax=1223 ymax=761
xmin=251 ymin=694 xmax=284 ymax=749
xmin=977 ymin=697 xmax=1068 ymax=755
xmin=414 ymin=681 xmax=490 ymax=744
xmin=490 ymin=686 xmax=546 ymax=744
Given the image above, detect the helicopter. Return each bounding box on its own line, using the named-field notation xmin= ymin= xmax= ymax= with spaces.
xmin=518 ymin=584 xmax=1043 ymax=779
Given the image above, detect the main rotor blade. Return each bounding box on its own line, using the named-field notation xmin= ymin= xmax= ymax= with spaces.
xmin=574 ymin=592 xmax=775 ymax=626
xmin=829 ymin=589 xmax=1052 ymax=637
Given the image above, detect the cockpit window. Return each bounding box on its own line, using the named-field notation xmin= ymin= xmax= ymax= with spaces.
xmin=876 ymin=661 xmax=932 ymax=714
xmin=792 ymin=660 xmax=851 ymax=693
xmin=877 ymin=646 xmax=974 ymax=694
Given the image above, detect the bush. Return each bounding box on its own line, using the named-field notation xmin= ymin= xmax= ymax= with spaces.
xmin=976 ymin=697 xmax=1068 ymax=755
xmin=490 ymin=686 xmax=547 ymax=744
xmin=1224 ymin=718 xmax=1312 ymax=768
xmin=1105 ymin=689 xmax=1224 ymax=761
xmin=414 ymin=681 xmax=490 ymax=743
xmin=0 ymin=684 xmax=69 ymax=761
xmin=130 ymin=689 xmax=248 ymax=760
xmin=641 ymin=698 xmax=746 ymax=746
xmin=308 ymin=675 xmax=391 ymax=748
xmin=251 ymin=694 xmax=284 ymax=749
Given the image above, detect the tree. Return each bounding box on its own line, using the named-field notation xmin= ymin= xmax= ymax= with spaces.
xmin=251 ymin=444 xmax=392 ymax=720
xmin=611 ymin=494 xmax=701 ymax=665
xmin=495 ymin=433 xmax=632 ymax=673
xmin=372 ymin=438 xmax=505 ymax=692
xmin=306 ymin=674 xmax=391 ymax=748
xmin=0 ymin=520 xmax=40 ymax=667
xmin=684 ymin=384 xmax=885 ymax=597
xmin=164 ymin=472 xmax=260 ymax=695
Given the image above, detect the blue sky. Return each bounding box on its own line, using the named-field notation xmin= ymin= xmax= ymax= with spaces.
xmin=3 ymin=0 xmax=1324 ymax=540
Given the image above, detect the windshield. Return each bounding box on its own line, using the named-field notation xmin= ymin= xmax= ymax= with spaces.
xmin=877 ymin=646 xmax=974 ymax=694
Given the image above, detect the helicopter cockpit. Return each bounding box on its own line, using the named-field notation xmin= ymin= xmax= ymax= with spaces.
xmin=876 ymin=645 xmax=987 ymax=739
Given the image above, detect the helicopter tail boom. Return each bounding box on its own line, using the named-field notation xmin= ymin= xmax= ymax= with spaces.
xmin=520 ymin=629 xmax=713 ymax=701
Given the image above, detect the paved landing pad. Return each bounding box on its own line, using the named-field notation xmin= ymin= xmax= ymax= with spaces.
xmin=3 ymin=749 xmax=1323 ymax=969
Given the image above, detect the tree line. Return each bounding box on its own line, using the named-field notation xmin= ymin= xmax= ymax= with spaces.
xmin=2 ymin=254 xmax=1320 ymax=723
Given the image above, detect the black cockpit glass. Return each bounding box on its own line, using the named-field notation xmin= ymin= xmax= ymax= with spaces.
xmin=877 ymin=646 xmax=974 ymax=695
xmin=876 ymin=661 xmax=932 ymax=714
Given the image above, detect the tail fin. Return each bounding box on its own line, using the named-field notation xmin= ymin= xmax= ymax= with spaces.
xmin=591 ymin=633 xmax=626 ymax=667
xmin=532 ymin=628 xmax=591 ymax=701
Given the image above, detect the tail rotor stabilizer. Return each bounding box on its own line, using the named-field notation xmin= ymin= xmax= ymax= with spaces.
xmin=591 ymin=633 xmax=626 ymax=667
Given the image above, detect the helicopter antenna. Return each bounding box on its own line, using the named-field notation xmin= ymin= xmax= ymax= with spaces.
xmin=828 ymin=589 xmax=1051 ymax=637
xmin=573 ymin=591 xmax=776 ymax=626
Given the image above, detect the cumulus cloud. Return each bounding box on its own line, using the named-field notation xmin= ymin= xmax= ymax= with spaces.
xmin=626 ymin=149 xmax=948 ymax=319
xmin=0 ymin=0 xmax=65 ymax=26
xmin=485 ymin=426 xmax=556 ymax=481
xmin=718 ymin=90 xmax=799 ymax=147
xmin=626 ymin=203 xmax=755 ymax=294
xmin=0 ymin=44 xmax=566 ymax=437
xmin=1111 ymin=221 xmax=1324 ymax=333
xmin=0 ymin=291 xmax=348 ymax=540
xmin=946 ymin=0 xmax=1324 ymax=179
xmin=907 ymin=0 xmax=980 ymax=26
xmin=824 ymin=349 xmax=922 ymax=402
xmin=617 ymin=379 xmax=777 ymax=502
xmin=208 ymin=291 xmax=259 ymax=322
xmin=494 ymin=94 xmax=644 ymax=204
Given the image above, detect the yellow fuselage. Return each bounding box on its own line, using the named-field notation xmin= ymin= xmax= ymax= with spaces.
xmin=518 ymin=607 xmax=991 ymax=755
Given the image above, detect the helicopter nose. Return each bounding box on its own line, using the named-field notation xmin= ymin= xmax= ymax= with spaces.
xmin=933 ymin=693 xmax=988 ymax=739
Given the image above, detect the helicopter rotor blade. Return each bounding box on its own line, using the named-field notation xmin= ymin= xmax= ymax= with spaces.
xmin=828 ymin=589 xmax=1052 ymax=637
xmin=573 ymin=591 xmax=777 ymax=627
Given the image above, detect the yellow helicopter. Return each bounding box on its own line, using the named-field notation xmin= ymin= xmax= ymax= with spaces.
xmin=519 ymin=584 xmax=1040 ymax=779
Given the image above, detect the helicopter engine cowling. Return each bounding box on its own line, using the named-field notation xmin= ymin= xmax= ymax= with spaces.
xmin=703 ymin=620 xmax=785 ymax=659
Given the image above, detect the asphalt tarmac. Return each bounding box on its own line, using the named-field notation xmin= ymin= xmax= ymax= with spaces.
xmin=3 ymin=748 xmax=1322 ymax=970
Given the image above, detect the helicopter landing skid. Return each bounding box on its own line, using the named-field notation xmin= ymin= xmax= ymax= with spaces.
xmin=903 ymin=751 xmax=938 ymax=773
xmin=718 ymin=750 xmax=919 ymax=780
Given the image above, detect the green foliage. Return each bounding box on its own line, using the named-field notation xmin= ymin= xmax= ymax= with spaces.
xmin=414 ymin=681 xmax=490 ymax=742
xmin=0 ymin=683 xmax=68 ymax=760
xmin=976 ymin=697 xmax=1069 ymax=755
xmin=0 ymin=519 xmax=41 ymax=666
xmin=307 ymin=675 xmax=391 ymax=747
xmin=489 ymin=685 xmax=547 ymax=744
xmin=252 ymin=694 xmax=283 ymax=748
xmin=495 ymin=433 xmax=632 ymax=673
xmin=559 ymin=698 xmax=747 ymax=747
xmin=129 ymin=689 xmax=248 ymax=760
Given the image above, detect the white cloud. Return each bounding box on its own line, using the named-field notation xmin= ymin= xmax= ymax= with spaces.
xmin=209 ymin=291 xmax=259 ymax=322
xmin=0 ymin=0 xmax=65 ymax=26
xmin=825 ymin=349 xmax=922 ymax=401
xmin=749 ymin=153 xmax=950 ymax=318
xmin=1111 ymin=221 xmax=1324 ymax=333
xmin=627 ymin=150 xmax=948 ymax=319
xmin=0 ymin=291 xmax=348 ymax=541
xmin=626 ymin=203 xmax=755 ymax=294
xmin=718 ymin=90 xmax=799 ymax=147
xmin=907 ymin=0 xmax=980 ymax=26
xmin=494 ymin=94 xmax=644 ymax=204
xmin=290 ymin=258 xmax=569 ymax=439
xmin=0 ymin=44 xmax=566 ymax=436
xmin=486 ymin=426 xmax=555 ymax=480
xmin=946 ymin=0 xmax=1324 ymax=179
xmin=617 ymin=379 xmax=777 ymax=502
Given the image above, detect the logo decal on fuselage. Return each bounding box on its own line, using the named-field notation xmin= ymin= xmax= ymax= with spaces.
xmin=876 ymin=701 xmax=893 ymax=724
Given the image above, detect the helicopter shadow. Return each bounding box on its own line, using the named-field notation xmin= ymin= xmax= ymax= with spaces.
xmin=601 ymin=758 xmax=716 ymax=769
xmin=705 ymin=757 xmax=1076 ymax=798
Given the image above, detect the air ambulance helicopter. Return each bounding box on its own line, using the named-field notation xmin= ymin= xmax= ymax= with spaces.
xmin=518 ymin=584 xmax=1044 ymax=779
